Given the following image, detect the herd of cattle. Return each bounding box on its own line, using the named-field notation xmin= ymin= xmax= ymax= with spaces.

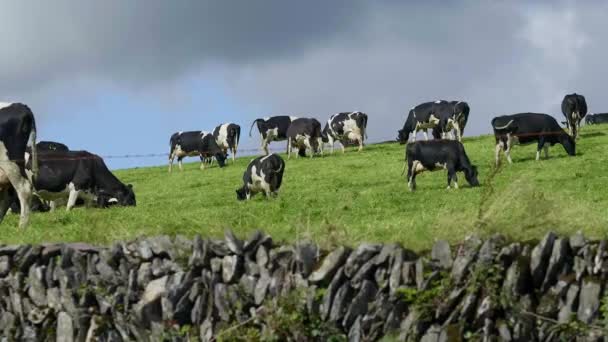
xmin=0 ymin=92 xmax=602 ymax=228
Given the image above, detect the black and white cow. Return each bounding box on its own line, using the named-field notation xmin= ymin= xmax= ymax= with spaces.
xmin=585 ymin=113 xmax=608 ymax=125
xmin=213 ymin=123 xmax=240 ymax=163
xmin=236 ymin=154 xmax=285 ymax=200
xmin=561 ymin=93 xmax=588 ymax=139
xmin=168 ymin=131 xmax=227 ymax=172
xmin=491 ymin=113 xmax=575 ymax=166
xmin=431 ymin=101 xmax=470 ymax=141
xmin=0 ymin=102 xmax=38 ymax=228
xmin=37 ymin=141 xmax=69 ymax=152
xmin=286 ymin=118 xmax=322 ymax=159
xmin=404 ymin=140 xmax=479 ymax=191
xmin=249 ymin=116 xmax=298 ymax=155
xmin=321 ymin=111 xmax=368 ymax=154
xmin=26 ymin=150 xmax=135 ymax=210
xmin=397 ymin=102 xmax=436 ymax=143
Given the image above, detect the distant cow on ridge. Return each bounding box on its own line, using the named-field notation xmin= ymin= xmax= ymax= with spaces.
xmin=287 ymin=118 xmax=322 ymax=159
xmin=236 ymin=154 xmax=285 ymax=200
xmin=404 ymin=140 xmax=479 ymax=191
xmin=169 ymin=131 xmax=227 ymax=172
xmin=491 ymin=113 xmax=575 ymax=166
xmin=321 ymin=111 xmax=368 ymax=154
xmin=249 ymin=116 xmax=297 ymax=155
xmin=213 ymin=123 xmax=240 ymax=163
xmin=430 ymin=101 xmax=470 ymax=141
xmin=561 ymin=93 xmax=587 ymax=139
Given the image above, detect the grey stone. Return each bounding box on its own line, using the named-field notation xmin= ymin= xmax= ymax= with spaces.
xmin=268 ymin=245 xmax=294 ymax=271
xmin=344 ymin=243 xmax=381 ymax=278
xmin=577 ymin=278 xmax=601 ymax=324
xmin=27 ymin=307 xmax=49 ymax=324
xmin=478 ymin=235 xmax=505 ymax=265
xmin=351 ymin=258 xmax=376 ymax=288
xmin=137 ymin=262 xmax=152 ymax=288
xmin=497 ymin=320 xmax=512 ymax=341
xmin=239 ymin=275 xmax=257 ymax=297
xmin=373 ymin=243 xmax=398 ymax=266
xmin=149 ymin=235 xmax=174 ymax=258
xmin=309 ymin=246 xmax=350 ymax=284
xmin=475 ymin=296 xmax=494 ymax=325
xmin=541 ymin=238 xmax=572 ymax=292
xmin=209 ymin=240 xmax=231 ymax=257
xmin=459 ymin=291 xmax=478 ymax=321
xmin=134 ymin=275 xmax=168 ymax=327
xmin=200 ymin=319 xmax=213 ymax=342
xmin=17 ymin=245 xmax=41 ymax=273
xmin=530 ymin=231 xmax=557 ymax=289
xmin=431 ymin=240 xmax=452 ymax=269
xmin=294 ymin=242 xmax=317 ymax=277
xmin=224 ymin=229 xmax=243 ymax=255
xmin=439 ymin=323 xmax=464 ymax=342
xmin=329 ymin=282 xmax=354 ymax=324
xmin=389 ymin=249 xmax=404 ymax=297
xmin=254 ymin=268 xmax=271 ymax=305
xmin=210 ymin=257 xmax=222 ymax=273
xmin=402 ymin=261 xmax=415 ymax=285
xmin=436 ymin=287 xmax=465 ymax=321
xmin=343 ymin=280 xmax=378 ymax=329
xmin=558 ymin=284 xmax=580 ymax=323
xmin=0 ymin=256 xmax=12 ymax=277
xmin=398 ymin=310 xmax=420 ymax=341
xmin=570 ymin=231 xmax=586 ymax=251
xmin=593 ymin=240 xmax=607 ymax=275
xmin=420 ymin=325 xmax=441 ymax=342
xmin=348 ymin=316 xmax=362 ymax=342
xmin=26 ymin=265 xmax=47 ymax=307
xmin=451 ymin=235 xmax=482 ymax=284
xmin=47 ymin=287 xmax=61 ymax=310
xmin=496 ymin=243 xmax=521 ymax=268
xmin=415 ymin=258 xmax=424 ymax=290
xmin=136 ymin=239 xmax=154 ymax=260
xmin=0 ymin=245 xmax=20 ymax=256
xmin=320 ymin=267 xmax=346 ymax=321
xmin=573 ymin=256 xmax=587 ymax=281
xmin=242 ymin=230 xmax=263 ymax=254
xmin=189 ymin=235 xmax=209 ymax=268
xmin=214 ymin=283 xmax=233 ymax=321
xmin=374 ymin=266 xmax=388 ymax=289
xmin=503 ymin=254 xmax=532 ymax=298
xmin=221 ymin=255 xmax=242 ymax=283
xmin=537 ymin=292 xmax=559 ymax=318
xmin=56 ymin=311 xmax=74 ymax=342
xmin=256 ymin=245 xmax=269 ymax=268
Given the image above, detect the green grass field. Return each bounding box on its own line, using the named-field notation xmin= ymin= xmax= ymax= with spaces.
xmin=2 ymin=125 xmax=608 ymax=251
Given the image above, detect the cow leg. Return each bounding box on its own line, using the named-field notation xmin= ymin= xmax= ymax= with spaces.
xmin=262 ymin=139 xmax=270 ymax=156
xmin=199 ymin=156 xmax=207 ymax=170
xmin=178 ymin=157 xmax=184 ymax=171
xmin=407 ymin=161 xmax=417 ymax=191
xmin=66 ymin=188 xmax=80 ymax=211
xmin=0 ymin=190 xmax=10 ymax=223
xmin=304 ymin=139 xmax=313 ymax=159
xmin=49 ymin=201 xmax=57 ymax=212
xmin=168 ymin=152 xmax=175 ymax=173
xmin=446 ymin=166 xmax=458 ymax=190
xmin=2 ymin=163 xmax=33 ymax=228
xmin=495 ymin=142 xmax=503 ymax=167
xmin=543 ymin=145 xmax=549 ymax=159
xmin=505 ymin=135 xmax=513 ymax=164
xmin=287 ymin=140 xmax=292 ymax=160
xmin=423 ymin=130 xmax=429 ymax=141
xmin=341 ymin=141 xmax=346 ymax=154
xmin=536 ymin=137 xmax=546 ymax=161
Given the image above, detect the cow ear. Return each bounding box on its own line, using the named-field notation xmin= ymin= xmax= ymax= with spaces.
xmin=127 ymin=184 xmax=133 ymax=189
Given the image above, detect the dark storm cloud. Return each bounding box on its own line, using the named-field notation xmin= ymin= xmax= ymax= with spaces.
xmin=1 ymin=1 xmax=606 ymax=142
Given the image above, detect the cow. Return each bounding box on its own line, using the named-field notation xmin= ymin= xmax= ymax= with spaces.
xmin=236 ymin=154 xmax=285 ymax=200
xmin=404 ymin=140 xmax=479 ymax=191
xmin=431 ymin=101 xmax=470 ymax=141
xmin=37 ymin=141 xmax=69 ymax=152
xmin=168 ymin=131 xmax=227 ymax=172
xmin=561 ymin=93 xmax=588 ymax=139
xmin=491 ymin=113 xmax=575 ymax=166
xmin=286 ymin=118 xmax=322 ymax=159
xmin=321 ymin=111 xmax=368 ymax=154
xmin=397 ymin=102 xmax=437 ymax=143
xmin=0 ymin=102 xmax=38 ymax=228
xmin=27 ymin=150 xmax=135 ymax=210
xmin=213 ymin=123 xmax=240 ymax=163
xmin=585 ymin=113 xmax=608 ymax=125
xmin=249 ymin=116 xmax=298 ymax=155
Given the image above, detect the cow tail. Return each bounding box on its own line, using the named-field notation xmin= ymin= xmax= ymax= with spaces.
xmin=234 ymin=125 xmax=241 ymax=150
xmin=249 ymin=119 xmax=261 ymax=137
xmin=29 ymin=114 xmax=38 ymax=179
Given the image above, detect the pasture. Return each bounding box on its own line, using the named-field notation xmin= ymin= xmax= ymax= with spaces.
xmin=2 ymin=124 xmax=608 ymax=251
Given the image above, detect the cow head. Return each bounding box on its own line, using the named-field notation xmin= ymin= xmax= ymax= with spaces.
xmin=101 ymin=184 xmax=136 ymax=207
xmin=560 ymin=133 xmax=576 ymax=156
xmin=465 ymin=165 xmax=480 ymax=187
xmin=215 ymin=152 xmax=227 ymax=168
xmin=235 ymin=186 xmax=250 ymax=201
xmin=397 ymin=129 xmax=408 ymax=144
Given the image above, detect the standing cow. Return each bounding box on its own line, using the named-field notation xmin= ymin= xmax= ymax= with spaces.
xmin=431 ymin=101 xmax=470 ymax=141
xmin=213 ymin=123 xmax=240 ymax=163
xmin=561 ymin=93 xmax=587 ymax=139
xmin=169 ymin=131 xmax=227 ymax=172
xmin=491 ymin=113 xmax=575 ymax=166
xmin=397 ymin=102 xmax=437 ymax=143
xmin=249 ymin=116 xmax=298 ymax=155
xmin=0 ymin=103 xmax=38 ymax=228
xmin=236 ymin=154 xmax=285 ymax=200
xmin=404 ymin=140 xmax=479 ymax=191
xmin=286 ymin=118 xmax=322 ymax=159
xmin=321 ymin=111 xmax=368 ymax=154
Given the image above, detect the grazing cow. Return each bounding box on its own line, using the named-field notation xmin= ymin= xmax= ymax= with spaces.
xmin=491 ymin=113 xmax=575 ymax=166
xmin=28 ymin=150 xmax=135 ymax=210
xmin=236 ymin=154 xmax=285 ymax=200
xmin=37 ymin=141 xmax=69 ymax=152
xmin=249 ymin=116 xmax=297 ymax=155
xmin=561 ymin=93 xmax=588 ymax=139
xmin=404 ymin=140 xmax=479 ymax=191
xmin=213 ymin=123 xmax=240 ymax=162
xmin=168 ymin=131 xmax=227 ymax=172
xmin=321 ymin=111 xmax=368 ymax=154
xmin=286 ymin=118 xmax=322 ymax=159
xmin=0 ymin=102 xmax=38 ymax=228
xmin=397 ymin=102 xmax=437 ymax=143
xmin=585 ymin=113 xmax=608 ymax=125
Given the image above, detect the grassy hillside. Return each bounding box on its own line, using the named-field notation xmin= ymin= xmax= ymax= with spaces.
xmin=2 ymin=125 xmax=608 ymax=251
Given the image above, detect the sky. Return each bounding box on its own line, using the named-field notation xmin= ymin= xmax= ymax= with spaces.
xmin=0 ymin=1 xmax=604 ymax=169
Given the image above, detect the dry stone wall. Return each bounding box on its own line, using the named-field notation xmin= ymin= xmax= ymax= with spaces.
xmin=0 ymin=230 xmax=607 ymax=341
